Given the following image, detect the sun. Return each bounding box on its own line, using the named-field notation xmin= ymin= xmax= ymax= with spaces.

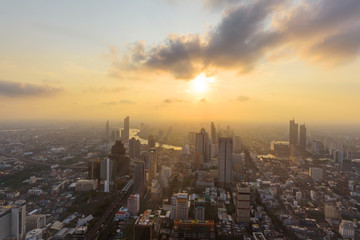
xmin=191 ymin=73 xmax=214 ymax=94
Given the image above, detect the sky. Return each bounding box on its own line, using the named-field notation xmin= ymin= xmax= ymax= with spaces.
xmin=1 ymin=0 xmax=360 ymax=123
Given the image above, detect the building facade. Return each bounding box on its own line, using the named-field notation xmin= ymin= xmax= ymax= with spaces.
xmin=218 ymin=137 xmax=233 ymax=187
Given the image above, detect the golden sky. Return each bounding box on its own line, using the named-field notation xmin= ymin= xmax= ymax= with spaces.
xmin=1 ymin=0 xmax=360 ymax=123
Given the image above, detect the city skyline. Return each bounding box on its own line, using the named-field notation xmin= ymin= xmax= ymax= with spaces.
xmin=1 ymin=0 xmax=360 ymax=123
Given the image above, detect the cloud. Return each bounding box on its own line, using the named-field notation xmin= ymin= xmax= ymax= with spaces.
xmin=236 ymin=95 xmax=249 ymax=102
xmin=201 ymin=0 xmax=240 ymax=10
xmin=119 ymin=99 xmax=136 ymax=104
xmin=111 ymin=0 xmax=360 ymax=80
xmin=163 ymin=98 xmax=190 ymax=103
xmin=199 ymin=98 xmax=207 ymax=103
xmin=83 ymin=86 xmax=127 ymax=94
xmin=102 ymin=100 xmax=136 ymax=105
xmin=0 ymin=80 xmax=62 ymax=97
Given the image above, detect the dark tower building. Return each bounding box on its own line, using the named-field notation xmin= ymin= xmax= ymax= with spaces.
xmin=211 ymin=122 xmax=217 ymax=144
xmin=109 ymin=140 xmax=130 ymax=178
xmin=195 ymin=128 xmax=210 ymax=168
xmin=148 ymin=135 xmax=156 ymax=149
xmin=122 ymin=116 xmax=130 ymax=141
xmin=299 ymin=124 xmax=306 ymax=151
xmin=289 ymin=119 xmax=298 ymax=145
xmin=134 ymin=161 xmax=145 ymax=197
xmin=289 ymin=119 xmax=298 ymax=163
xmin=106 ymin=120 xmax=110 ymax=138
xmin=129 ymin=137 xmax=141 ymax=159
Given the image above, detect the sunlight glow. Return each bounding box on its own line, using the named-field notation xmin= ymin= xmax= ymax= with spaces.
xmin=191 ymin=73 xmax=214 ymax=93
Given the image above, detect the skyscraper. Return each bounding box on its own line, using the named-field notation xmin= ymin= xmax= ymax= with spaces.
xmin=105 ymin=120 xmax=110 ymax=138
xmin=211 ymin=122 xmax=217 ymax=144
xmin=236 ymin=184 xmax=250 ymax=223
xmin=299 ymin=124 xmax=306 ymax=151
xmin=148 ymin=148 xmax=157 ymax=183
xmin=134 ymin=161 xmax=145 ymax=197
xmin=218 ymin=137 xmax=233 ymax=187
xmin=289 ymin=119 xmax=298 ymax=145
xmin=127 ymin=194 xmax=140 ymax=215
xmin=0 ymin=200 xmax=26 ymax=240
xmin=148 ymin=135 xmax=156 ymax=149
xmin=195 ymin=128 xmax=210 ymax=168
xmin=122 ymin=116 xmax=130 ymax=141
xmin=289 ymin=118 xmax=298 ymax=162
xmin=129 ymin=137 xmax=141 ymax=159
xmin=171 ymin=193 xmax=189 ymax=220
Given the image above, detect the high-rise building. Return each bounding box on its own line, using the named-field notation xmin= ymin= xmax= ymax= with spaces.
xmin=134 ymin=161 xmax=145 ymax=197
xmin=100 ymin=158 xmax=113 ymax=184
xmin=148 ymin=135 xmax=156 ymax=149
xmin=218 ymin=137 xmax=233 ymax=187
xmin=0 ymin=200 xmax=26 ymax=240
xmin=171 ymin=193 xmax=189 ymax=220
xmin=148 ymin=148 xmax=157 ymax=183
xmin=236 ymin=184 xmax=250 ymax=223
xmin=299 ymin=124 xmax=306 ymax=151
xmin=104 ymin=158 xmax=111 ymax=192
xmin=127 ymin=194 xmax=140 ymax=215
xmin=195 ymin=128 xmax=210 ymax=168
xmin=194 ymin=198 xmax=205 ymax=221
xmin=211 ymin=122 xmax=217 ymax=144
xmin=105 ymin=120 xmax=110 ymax=138
xmin=334 ymin=150 xmax=344 ymax=163
xmin=122 ymin=116 xmax=130 ymax=141
xmin=289 ymin=119 xmax=298 ymax=162
xmin=129 ymin=137 xmax=141 ymax=159
xmin=289 ymin=119 xmax=298 ymax=145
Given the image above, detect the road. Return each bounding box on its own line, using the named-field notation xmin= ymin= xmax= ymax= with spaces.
xmin=85 ymin=184 xmax=133 ymax=240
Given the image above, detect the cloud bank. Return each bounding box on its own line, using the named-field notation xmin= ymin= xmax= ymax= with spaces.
xmin=0 ymin=80 xmax=62 ymax=97
xmin=111 ymin=0 xmax=360 ymax=80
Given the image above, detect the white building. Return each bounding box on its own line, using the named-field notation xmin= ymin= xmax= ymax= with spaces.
xmin=218 ymin=138 xmax=233 ymax=187
xmin=171 ymin=193 xmax=189 ymax=220
xmin=127 ymin=194 xmax=140 ymax=215
xmin=75 ymin=179 xmax=98 ymax=191
xmin=26 ymin=214 xmax=46 ymax=232
xmin=0 ymin=200 xmax=26 ymax=240
xmin=339 ymin=220 xmax=355 ymax=240
xmin=25 ymin=229 xmax=42 ymax=240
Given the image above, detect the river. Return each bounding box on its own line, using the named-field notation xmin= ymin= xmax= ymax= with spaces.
xmin=129 ymin=128 xmax=182 ymax=150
